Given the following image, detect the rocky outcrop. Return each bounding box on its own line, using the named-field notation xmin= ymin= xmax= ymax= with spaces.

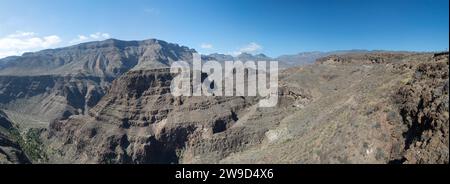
xmin=0 ymin=39 xmax=200 ymax=164
xmin=0 ymin=110 xmax=13 ymax=130
xmin=45 ymin=69 xmax=260 ymax=163
xmin=1 ymin=38 xmax=448 ymax=164
xmin=392 ymin=54 xmax=449 ymax=164
xmin=0 ymin=75 xmax=109 ymax=121
xmin=0 ymin=133 xmax=31 ymax=164
xmin=0 ymin=110 xmax=30 ymax=164
xmin=315 ymin=52 xmax=431 ymax=65
xmin=43 ymin=51 xmax=449 ymax=164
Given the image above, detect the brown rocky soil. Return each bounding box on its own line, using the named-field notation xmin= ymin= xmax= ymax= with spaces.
xmin=42 ymin=52 xmax=448 ymax=164
xmin=391 ymin=54 xmax=449 ymax=164
xmin=0 ymin=39 xmax=447 ymax=164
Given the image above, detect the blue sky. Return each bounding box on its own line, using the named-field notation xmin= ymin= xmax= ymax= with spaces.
xmin=0 ymin=0 xmax=448 ymax=58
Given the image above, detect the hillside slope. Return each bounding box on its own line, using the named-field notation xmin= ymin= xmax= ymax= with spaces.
xmin=43 ymin=52 xmax=448 ymax=164
xmin=0 ymin=39 xmax=195 ymax=124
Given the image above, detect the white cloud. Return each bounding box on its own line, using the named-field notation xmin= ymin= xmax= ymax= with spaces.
xmin=7 ymin=31 xmax=36 ymax=38
xmin=230 ymin=42 xmax=263 ymax=56
xmin=69 ymin=32 xmax=111 ymax=44
xmin=144 ymin=8 xmax=160 ymax=15
xmin=200 ymin=43 xmax=213 ymax=49
xmin=0 ymin=50 xmax=23 ymax=59
xmin=90 ymin=32 xmax=110 ymax=39
xmin=70 ymin=35 xmax=89 ymax=43
xmin=239 ymin=42 xmax=262 ymax=53
xmin=0 ymin=31 xmax=62 ymax=59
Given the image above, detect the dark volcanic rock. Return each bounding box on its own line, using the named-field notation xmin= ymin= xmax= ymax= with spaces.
xmin=0 ymin=110 xmax=30 ymax=164
xmin=0 ymin=133 xmax=31 ymax=164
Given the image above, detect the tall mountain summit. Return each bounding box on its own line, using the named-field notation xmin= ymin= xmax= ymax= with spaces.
xmin=0 ymin=39 xmax=196 ymax=77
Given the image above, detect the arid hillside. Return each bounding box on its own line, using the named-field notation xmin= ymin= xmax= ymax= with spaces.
xmin=0 ymin=39 xmax=448 ymax=164
xmin=45 ymin=52 xmax=449 ymax=164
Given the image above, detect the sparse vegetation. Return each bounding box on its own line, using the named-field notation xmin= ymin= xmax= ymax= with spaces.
xmin=9 ymin=127 xmax=48 ymax=163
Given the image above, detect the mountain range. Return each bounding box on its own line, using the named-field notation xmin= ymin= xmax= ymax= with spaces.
xmin=0 ymin=39 xmax=448 ymax=164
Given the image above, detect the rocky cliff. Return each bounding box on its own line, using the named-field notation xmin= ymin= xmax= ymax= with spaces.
xmin=0 ymin=39 xmax=195 ymax=77
xmin=45 ymin=68 xmax=262 ymax=163
xmin=0 ymin=39 xmax=196 ymax=123
xmin=0 ymin=110 xmax=30 ymax=164
xmin=43 ymin=51 xmax=448 ymax=164
xmin=0 ymin=39 xmax=447 ymax=164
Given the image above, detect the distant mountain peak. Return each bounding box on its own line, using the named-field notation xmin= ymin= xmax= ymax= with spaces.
xmin=0 ymin=38 xmax=196 ymax=77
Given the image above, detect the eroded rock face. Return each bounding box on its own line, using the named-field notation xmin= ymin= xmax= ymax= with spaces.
xmin=0 ymin=75 xmax=109 ymax=121
xmin=0 ymin=110 xmax=13 ymax=130
xmin=45 ymin=69 xmax=260 ymax=163
xmin=393 ymin=55 xmax=449 ymax=164
xmin=44 ymin=52 xmax=449 ymax=164
xmin=0 ymin=133 xmax=30 ymax=164
xmin=316 ymin=52 xmax=432 ymax=65
xmin=0 ymin=39 xmax=195 ymax=78
xmin=0 ymin=39 xmax=196 ymax=123
xmin=1 ymin=38 xmax=448 ymax=164
xmin=0 ymin=111 xmax=30 ymax=164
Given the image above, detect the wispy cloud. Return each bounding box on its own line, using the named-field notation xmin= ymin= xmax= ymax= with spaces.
xmin=69 ymin=32 xmax=111 ymax=44
xmin=70 ymin=35 xmax=89 ymax=43
xmin=144 ymin=8 xmax=160 ymax=15
xmin=230 ymin=42 xmax=263 ymax=56
xmin=200 ymin=43 xmax=214 ymax=49
xmin=0 ymin=31 xmax=62 ymax=58
xmin=7 ymin=31 xmax=37 ymax=38
xmin=90 ymin=32 xmax=110 ymax=39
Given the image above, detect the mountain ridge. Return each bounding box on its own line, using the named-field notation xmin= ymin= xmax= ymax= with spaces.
xmin=0 ymin=38 xmax=447 ymax=164
xmin=0 ymin=38 xmax=196 ymax=77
